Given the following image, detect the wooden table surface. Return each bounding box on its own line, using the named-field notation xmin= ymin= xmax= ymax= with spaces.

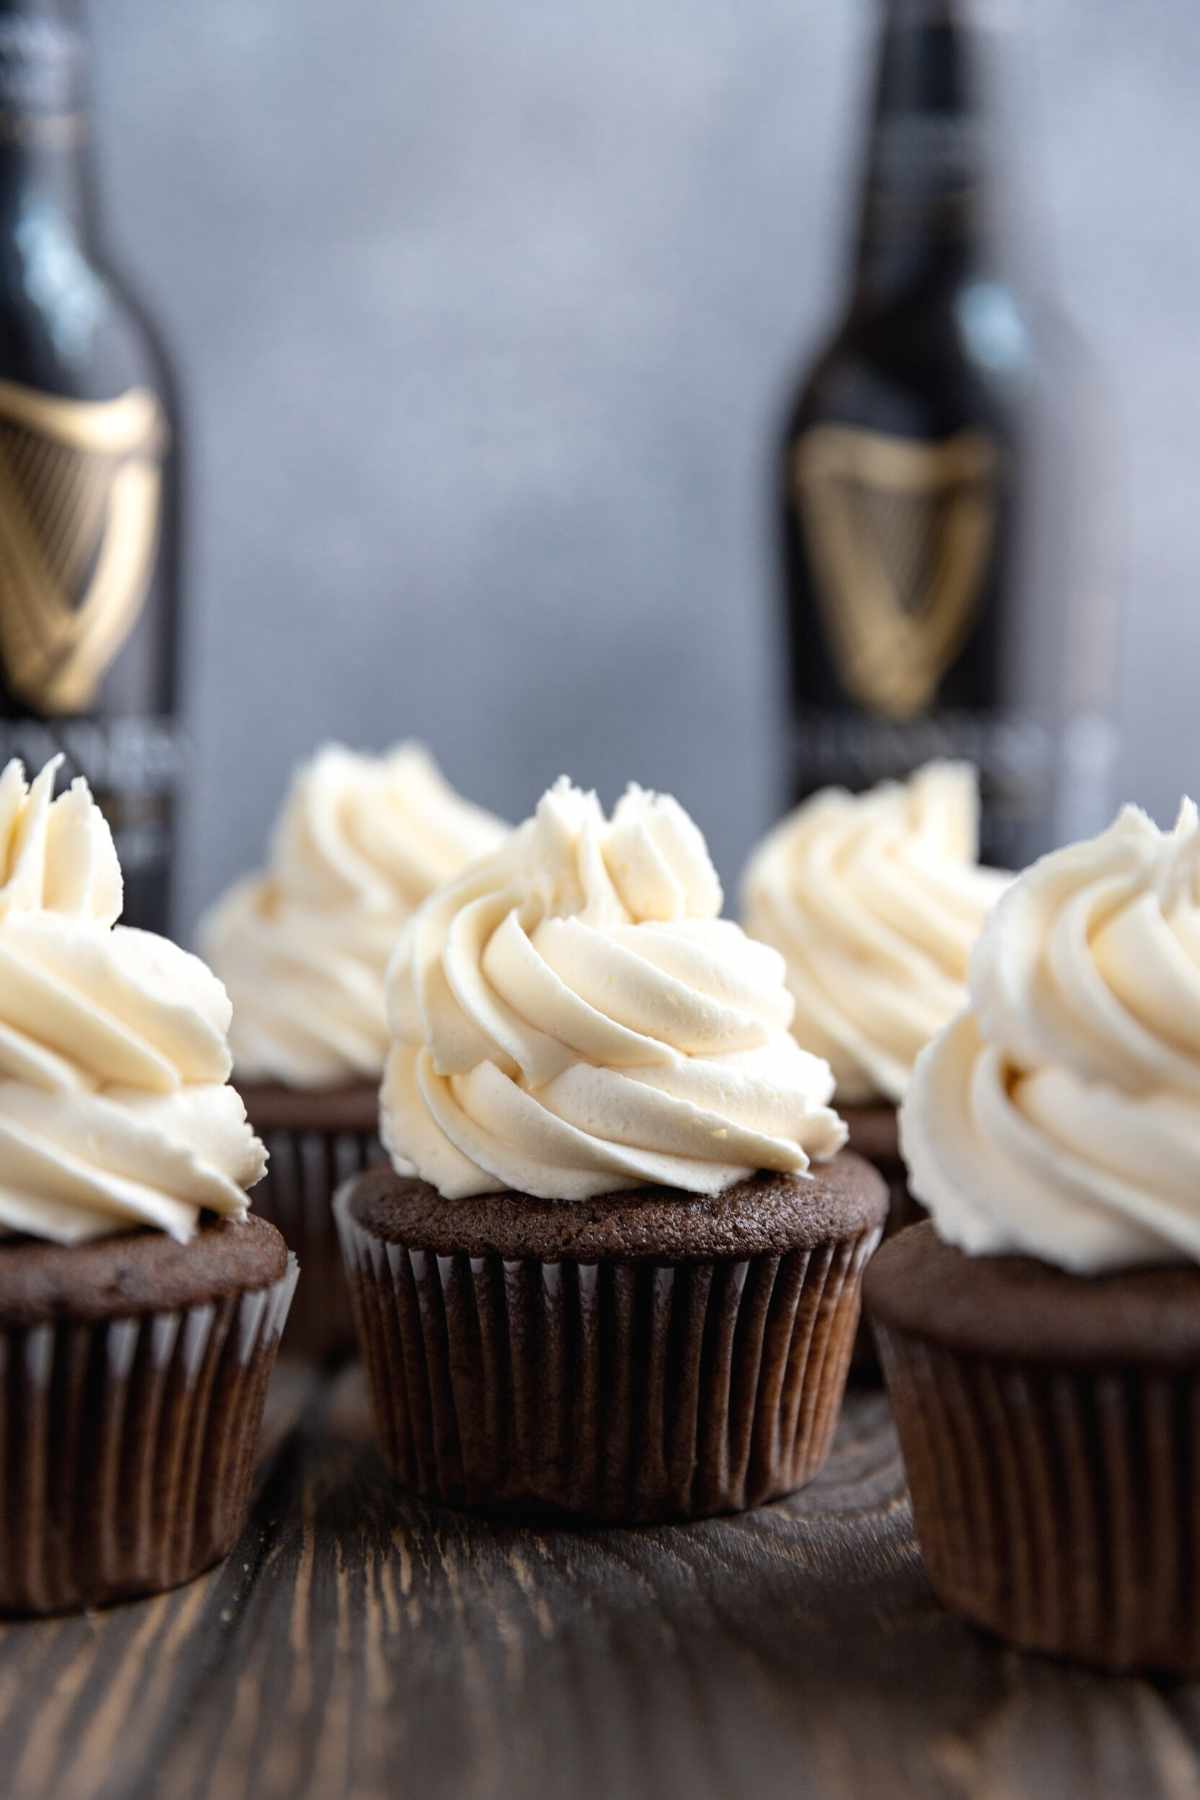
xmin=4 ymin=1360 xmax=1199 ymax=1800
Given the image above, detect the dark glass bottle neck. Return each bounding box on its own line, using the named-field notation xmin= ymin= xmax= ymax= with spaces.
xmin=0 ymin=0 xmax=94 ymax=243
xmin=849 ymin=0 xmax=990 ymax=312
xmin=0 ymin=136 xmax=96 ymax=240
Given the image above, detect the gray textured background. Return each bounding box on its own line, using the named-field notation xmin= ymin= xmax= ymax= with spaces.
xmin=92 ymin=0 xmax=1200 ymax=930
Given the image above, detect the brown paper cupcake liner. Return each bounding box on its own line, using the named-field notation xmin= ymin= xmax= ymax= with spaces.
xmin=842 ymin=1107 xmax=922 ymax=1379
xmin=0 ymin=1254 xmax=298 ymax=1616
xmin=876 ymin=1324 xmax=1200 ymax=1673
xmin=255 ymin=1127 xmax=380 ymax=1357
xmin=851 ymin=1164 xmax=922 ymax=1382
xmin=336 ymin=1186 xmax=879 ymax=1523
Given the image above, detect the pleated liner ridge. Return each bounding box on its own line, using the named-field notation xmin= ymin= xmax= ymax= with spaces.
xmin=337 ymin=1191 xmax=880 ymax=1523
xmin=876 ymin=1325 xmax=1200 ymax=1674
xmin=0 ymin=1255 xmax=298 ymax=1615
xmin=255 ymin=1128 xmax=380 ymax=1357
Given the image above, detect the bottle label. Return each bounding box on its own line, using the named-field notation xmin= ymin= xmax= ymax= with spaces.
xmin=794 ymin=423 xmax=997 ymax=720
xmin=787 ymin=706 xmax=1117 ymax=867
xmin=865 ymin=115 xmax=983 ymax=230
xmin=0 ymin=380 xmax=167 ymax=715
xmin=0 ymin=713 xmax=181 ymax=874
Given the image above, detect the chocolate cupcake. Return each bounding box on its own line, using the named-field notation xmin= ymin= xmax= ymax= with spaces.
xmin=0 ymin=757 xmax=294 ymax=1614
xmin=870 ymin=799 xmax=1200 ymax=1673
xmin=202 ymin=742 xmax=505 ymax=1356
xmin=338 ymin=778 xmax=886 ymax=1523
xmin=742 ymin=761 xmax=1006 ymax=1246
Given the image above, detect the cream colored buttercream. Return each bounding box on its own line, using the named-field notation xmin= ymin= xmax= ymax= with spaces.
xmin=202 ymin=743 xmax=507 ymax=1087
xmin=901 ymin=799 xmax=1200 ymax=1272
xmin=0 ymin=758 xmax=265 ymax=1244
xmin=381 ymin=778 xmax=847 ymax=1200
xmin=742 ymin=762 xmax=1007 ymax=1103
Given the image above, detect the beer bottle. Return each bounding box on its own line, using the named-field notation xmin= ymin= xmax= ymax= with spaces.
xmin=778 ymin=0 xmax=1115 ymax=866
xmin=0 ymin=0 xmax=180 ymax=928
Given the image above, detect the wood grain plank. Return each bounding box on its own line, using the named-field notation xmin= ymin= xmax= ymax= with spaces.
xmin=0 ymin=1357 xmax=321 ymax=1800
xmin=4 ymin=1368 xmax=1200 ymax=1800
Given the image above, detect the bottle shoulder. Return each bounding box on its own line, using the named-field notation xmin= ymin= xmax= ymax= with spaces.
xmin=783 ymin=275 xmax=1037 ymax=440
xmin=0 ymin=233 xmax=174 ymax=405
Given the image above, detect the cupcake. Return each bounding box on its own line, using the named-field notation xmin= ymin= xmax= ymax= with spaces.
xmin=869 ymin=799 xmax=1200 ymax=1672
xmin=0 ymin=757 xmax=294 ymax=1614
xmin=742 ymin=762 xmax=1006 ymax=1237
xmin=202 ymin=743 xmax=505 ymax=1356
xmin=336 ymin=778 xmax=886 ymax=1523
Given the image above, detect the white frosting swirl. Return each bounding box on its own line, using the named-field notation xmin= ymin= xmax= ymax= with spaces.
xmin=202 ymin=743 xmax=507 ymax=1088
xmin=742 ymin=763 xmax=1007 ymax=1104
xmin=381 ymin=778 xmax=846 ymax=1201
xmin=0 ymin=759 xmax=266 ymax=1245
xmin=901 ymin=800 xmax=1200 ymax=1273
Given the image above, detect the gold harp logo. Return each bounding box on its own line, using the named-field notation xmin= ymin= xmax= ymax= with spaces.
xmin=796 ymin=424 xmax=997 ymax=721
xmin=0 ymin=380 xmax=164 ymax=714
